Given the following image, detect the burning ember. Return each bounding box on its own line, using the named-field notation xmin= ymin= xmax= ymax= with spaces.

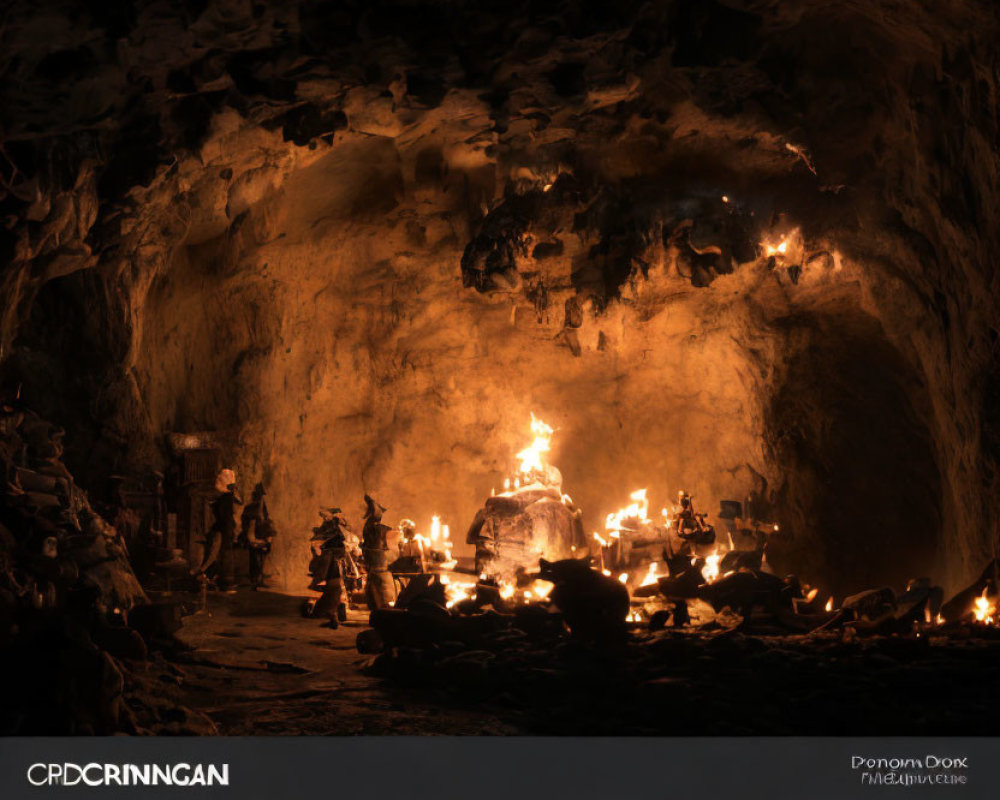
xmin=702 ymin=551 xmax=722 ymax=583
xmin=760 ymin=227 xmax=802 ymax=262
xmin=440 ymin=573 xmax=477 ymax=608
xmin=973 ymin=587 xmax=995 ymax=624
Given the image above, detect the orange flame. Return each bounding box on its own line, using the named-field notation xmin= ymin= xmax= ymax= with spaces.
xmin=702 ymin=550 xmax=722 ymax=583
xmin=606 ymin=489 xmax=650 ymax=532
xmin=515 ymin=413 xmax=554 ymax=476
xmin=973 ymin=587 xmax=995 ymax=624
xmin=640 ymin=562 xmax=662 ymax=587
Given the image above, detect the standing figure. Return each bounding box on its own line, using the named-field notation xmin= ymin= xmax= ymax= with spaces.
xmin=240 ymin=482 xmax=275 ymax=590
xmin=192 ymin=469 xmax=242 ymax=592
xmin=361 ymin=494 xmax=396 ymax=610
xmin=669 ymin=491 xmax=715 ymax=557
xmin=309 ymin=508 xmax=353 ymax=628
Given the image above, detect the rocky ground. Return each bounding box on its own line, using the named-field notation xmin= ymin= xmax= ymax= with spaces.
xmin=150 ymin=591 xmax=1000 ymax=736
xmin=151 ymin=590 xmax=519 ymax=735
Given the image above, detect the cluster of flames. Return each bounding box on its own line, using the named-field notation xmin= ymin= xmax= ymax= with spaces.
xmin=407 ymin=514 xmax=457 ymax=571
xmin=435 ymin=413 xmax=564 ymax=609
xmin=407 ymin=414 xmax=1000 ymax=629
xmin=491 ymin=413 xmax=559 ymax=495
xmin=604 ymin=489 xmax=649 ymax=536
xmin=439 ymin=574 xmax=553 ymax=610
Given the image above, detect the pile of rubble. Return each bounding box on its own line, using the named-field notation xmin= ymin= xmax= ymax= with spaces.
xmin=357 ymin=555 xmax=1000 ymax=734
xmin=0 ymin=395 xmax=212 ymax=734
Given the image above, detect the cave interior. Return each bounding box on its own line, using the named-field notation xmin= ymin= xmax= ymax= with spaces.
xmin=2 ymin=0 xmax=1000 ymax=736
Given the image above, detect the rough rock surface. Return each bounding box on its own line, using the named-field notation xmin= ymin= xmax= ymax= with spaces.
xmin=2 ymin=0 xmax=999 ymax=597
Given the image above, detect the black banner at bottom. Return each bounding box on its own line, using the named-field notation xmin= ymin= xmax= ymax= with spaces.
xmin=0 ymin=737 xmax=995 ymax=799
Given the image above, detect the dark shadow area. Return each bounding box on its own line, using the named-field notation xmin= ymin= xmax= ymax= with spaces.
xmin=766 ymin=310 xmax=942 ymax=595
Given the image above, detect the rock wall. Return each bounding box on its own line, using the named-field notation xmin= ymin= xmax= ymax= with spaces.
xmin=2 ymin=0 xmax=998 ymax=594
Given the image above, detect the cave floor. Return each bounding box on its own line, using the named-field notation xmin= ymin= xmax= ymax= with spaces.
xmin=155 ymin=590 xmax=521 ymax=735
xmin=146 ymin=590 xmax=1000 ymax=736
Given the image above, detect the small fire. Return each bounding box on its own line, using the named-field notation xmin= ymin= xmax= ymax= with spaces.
xmin=702 ymin=551 xmax=722 ymax=583
xmin=627 ymin=609 xmax=643 ymax=623
xmin=415 ymin=514 xmax=456 ymax=569
xmin=618 ymin=572 xmax=629 ymax=584
xmin=825 ymin=597 xmax=834 ymax=612
xmin=805 ymin=587 xmax=819 ymax=603
xmin=764 ymin=238 xmax=788 ymax=257
xmin=516 ymin=413 xmax=554 ymax=476
xmin=761 ymin=228 xmax=801 ymax=260
xmin=606 ymin=489 xmax=650 ymax=533
xmin=640 ymin=562 xmax=662 ymax=587
xmin=499 ymin=582 xmax=515 ymax=600
xmin=973 ymin=587 xmax=995 ymax=624
xmin=440 ymin=574 xmax=477 ymax=609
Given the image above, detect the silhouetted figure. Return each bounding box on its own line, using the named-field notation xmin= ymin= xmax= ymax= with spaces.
xmin=361 ymin=494 xmax=396 ymax=609
xmin=240 ymin=482 xmax=274 ymax=590
xmin=309 ymin=508 xmax=354 ymax=628
xmin=193 ymin=469 xmax=242 ymax=592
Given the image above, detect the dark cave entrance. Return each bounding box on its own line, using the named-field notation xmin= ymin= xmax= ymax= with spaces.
xmin=766 ymin=310 xmax=943 ymax=596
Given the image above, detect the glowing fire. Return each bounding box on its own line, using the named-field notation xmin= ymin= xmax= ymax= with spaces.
xmin=414 ymin=514 xmax=457 ymax=569
xmin=618 ymin=572 xmax=629 ymax=584
xmin=440 ymin=574 xmax=477 ymax=609
xmin=763 ymin=238 xmax=788 ymax=257
xmin=825 ymin=597 xmax=834 ymax=612
xmin=761 ymin=228 xmax=801 ymax=260
xmin=973 ymin=587 xmax=995 ymax=624
xmin=516 ymin=413 xmax=554 ymax=476
xmin=702 ymin=551 xmax=722 ymax=583
xmin=605 ymin=489 xmax=650 ymax=533
xmin=640 ymin=562 xmax=662 ymax=587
